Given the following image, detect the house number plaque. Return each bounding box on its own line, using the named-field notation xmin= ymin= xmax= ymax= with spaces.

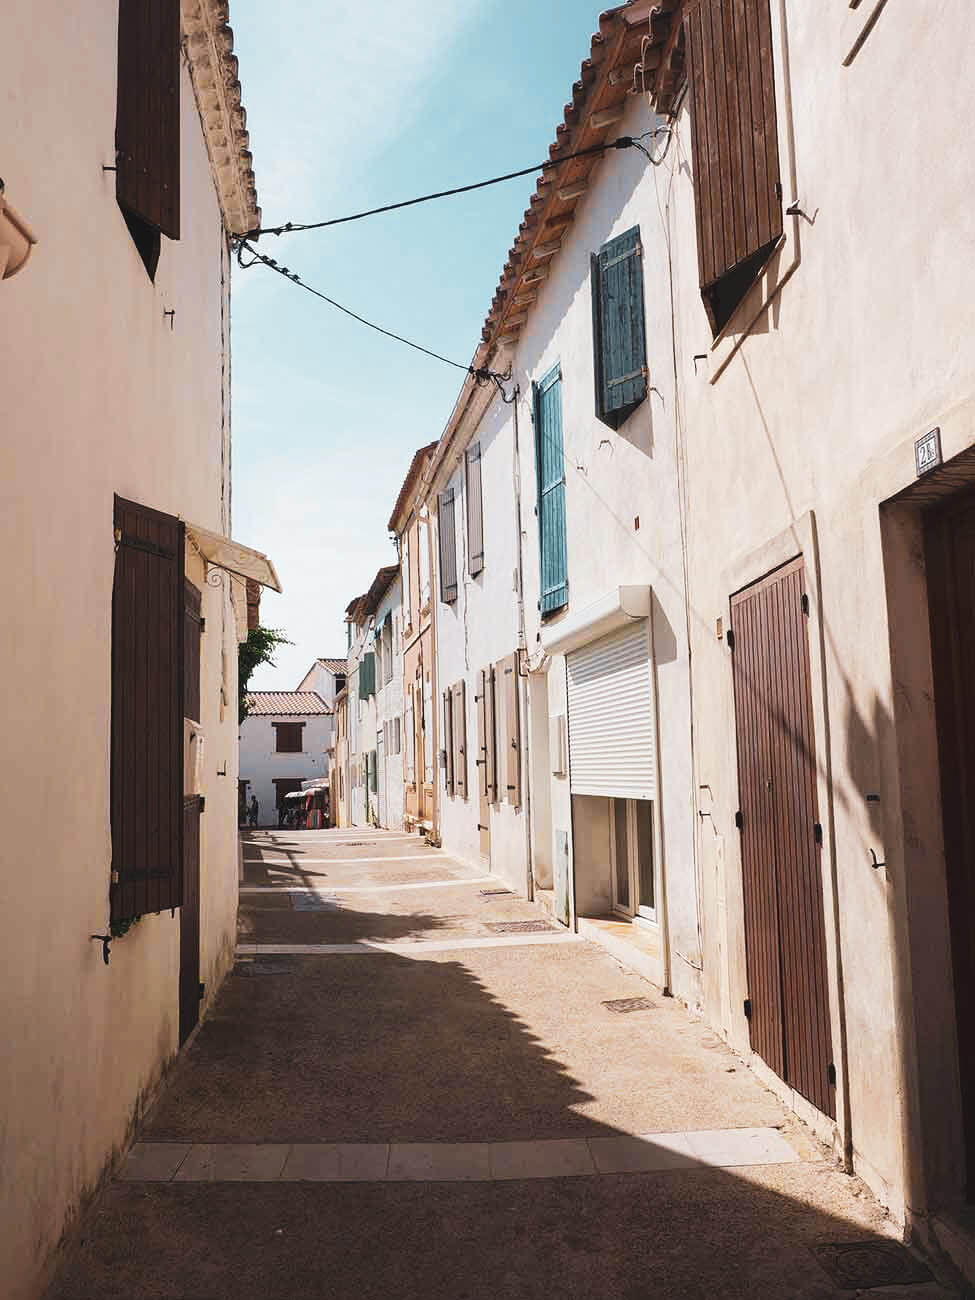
xmin=915 ymin=427 xmax=942 ymax=477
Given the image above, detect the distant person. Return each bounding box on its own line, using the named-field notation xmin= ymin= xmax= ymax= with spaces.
xmin=248 ymin=796 xmax=259 ymax=827
xmin=278 ymin=803 xmax=286 ymax=828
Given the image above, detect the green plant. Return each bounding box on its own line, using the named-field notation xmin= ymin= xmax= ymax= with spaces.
xmin=238 ymin=625 xmax=293 ymax=723
xmin=110 ymin=915 xmax=140 ymax=939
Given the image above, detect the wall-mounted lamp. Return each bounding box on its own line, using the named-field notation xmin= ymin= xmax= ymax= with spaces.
xmin=0 ymin=179 xmax=38 ymax=280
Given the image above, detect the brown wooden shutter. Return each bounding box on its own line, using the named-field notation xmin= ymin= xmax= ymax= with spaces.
xmin=684 ymin=0 xmax=782 ymax=333
xmin=111 ymin=495 xmax=185 ymax=923
xmin=452 ymin=681 xmax=467 ymax=798
xmin=438 ymin=489 xmax=458 ymax=603
xmin=443 ymin=689 xmax=454 ymax=796
xmin=466 ymin=444 xmax=484 ymax=576
xmin=184 ymin=579 xmax=202 ymax=722
xmin=504 ymin=653 xmax=522 ymax=808
xmin=486 ymin=664 xmax=498 ymax=804
xmin=116 ymin=0 xmax=181 ymax=239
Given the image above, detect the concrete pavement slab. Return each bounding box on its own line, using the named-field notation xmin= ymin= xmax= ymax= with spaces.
xmin=173 ymin=1143 xmax=290 ymax=1182
xmin=118 ymin=1143 xmax=191 ymax=1182
xmin=587 ymin=1131 xmax=698 ymax=1173
xmin=488 ymin=1138 xmax=596 ymax=1180
xmin=281 ymin=1143 xmax=389 ymax=1182
xmin=683 ymin=1126 xmax=800 ymax=1168
xmin=387 ymin=1142 xmax=492 ymax=1181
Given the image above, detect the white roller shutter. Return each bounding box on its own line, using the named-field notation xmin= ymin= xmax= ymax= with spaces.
xmin=566 ymin=621 xmax=655 ymax=800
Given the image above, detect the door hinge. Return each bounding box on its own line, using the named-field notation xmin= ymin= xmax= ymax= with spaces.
xmin=814 ymin=822 xmax=823 ymax=845
xmin=800 ymin=593 xmax=810 ymax=616
xmin=199 ymin=617 xmax=206 ymax=633
xmin=775 ymin=180 xmax=783 ymax=200
xmin=735 ymin=810 xmax=744 ymax=831
xmin=477 ymin=823 xmax=488 ymax=832
xmin=726 ymin=627 xmax=736 ymax=651
xmin=827 ymin=1061 xmax=837 ymax=1088
xmin=198 ymin=982 xmax=205 ymax=1001
xmin=199 ymin=796 xmax=206 ymax=813
xmin=743 ymin=998 xmax=753 ymax=1021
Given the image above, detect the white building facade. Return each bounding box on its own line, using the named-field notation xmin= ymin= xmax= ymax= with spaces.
xmin=239 ymin=692 xmax=333 ymax=826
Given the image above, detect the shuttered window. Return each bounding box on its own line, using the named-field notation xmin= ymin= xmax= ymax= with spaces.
xmin=438 ymin=489 xmax=458 ymax=603
xmin=443 ymin=689 xmax=455 ymax=796
xmin=116 ymin=0 xmax=181 ymax=258
xmin=591 ymin=227 xmax=648 ymax=430
xmin=184 ymin=579 xmax=202 ymax=723
xmin=384 ymin=612 xmax=394 ymax=683
xmin=274 ymin=722 xmax=303 ymax=753
xmin=685 ymin=0 xmax=783 ymax=336
xmin=451 ymin=680 xmax=468 ymax=798
xmin=566 ymin=622 xmax=656 ymax=801
xmin=111 ymin=496 xmax=185 ymax=923
xmin=502 ymin=653 xmax=522 ymax=808
xmin=466 ymin=443 xmax=485 ymax=576
xmin=533 ymin=365 xmax=568 ymax=616
xmin=406 ymin=691 xmax=416 ymax=784
xmin=359 ymin=652 xmax=376 ymax=700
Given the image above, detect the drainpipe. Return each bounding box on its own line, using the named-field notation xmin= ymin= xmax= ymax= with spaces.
xmin=511 ymin=384 xmax=536 ymax=903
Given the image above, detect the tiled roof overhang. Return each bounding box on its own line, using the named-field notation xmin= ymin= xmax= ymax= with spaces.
xmin=362 ymin=564 xmax=400 ymax=617
xmin=424 ymin=1 xmax=684 ymax=492
xmin=388 ymin=441 xmax=439 ymax=534
xmin=182 ymin=0 xmax=260 ymax=235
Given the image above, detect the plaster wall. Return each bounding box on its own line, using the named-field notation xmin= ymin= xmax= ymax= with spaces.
xmin=348 ymin=624 xmax=376 ymax=827
xmin=374 ymin=581 xmax=405 ymax=829
xmin=296 ymin=661 xmax=344 ymax=706
xmin=481 ymin=90 xmax=699 ymax=996
xmin=655 ymin=0 xmax=975 ymax=1220
xmin=0 ymin=14 xmax=244 ymax=1297
xmin=238 ymin=713 xmax=333 ymax=826
xmin=432 ymin=414 xmax=529 ymax=891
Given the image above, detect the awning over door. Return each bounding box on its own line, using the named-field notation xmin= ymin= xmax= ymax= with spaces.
xmin=566 ymin=620 xmax=656 ymax=801
xmin=185 ymin=522 xmax=282 ymax=592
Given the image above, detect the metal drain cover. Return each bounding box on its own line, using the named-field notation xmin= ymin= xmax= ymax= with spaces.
xmin=602 ymin=997 xmax=655 ymax=1014
xmin=479 ymin=888 xmax=514 ymax=897
xmin=291 ymin=892 xmax=340 ymax=912
xmin=485 ymin=920 xmax=555 ymax=934
xmin=811 ymin=1241 xmax=932 ymax=1289
xmin=234 ymin=960 xmax=299 ymax=977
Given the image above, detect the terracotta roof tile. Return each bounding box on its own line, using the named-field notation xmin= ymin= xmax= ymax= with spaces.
xmin=245 ymin=691 xmax=332 ymax=717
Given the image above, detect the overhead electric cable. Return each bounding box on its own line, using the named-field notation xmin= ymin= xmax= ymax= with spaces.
xmin=236 ymin=240 xmax=506 ymax=381
xmin=242 ymin=131 xmax=662 ymax=240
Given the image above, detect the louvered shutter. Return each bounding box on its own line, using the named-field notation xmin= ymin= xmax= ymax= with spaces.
xmin=438 ymin=489 xmax=458 ymax=603
xmin=466 ymin=443 xmax=484 ymax=576
xmin=685 ymin=0 xmax=783 ymax=334
xmin=566 ymin=622 xmax=655 ymax=800
xmin=111 ymin=496 xmax=185 ymax=922
xmin=486 ymin=664 xmax=498 ymax=803
xmin=591 ymin=227 xmax=648 ymax=429
xmin=405 ymin=691 xmax=415 ymax=784
xmin=116 ymin=0 xmax=181 ymax=239
xmin=504 ymin=653 xmax=522 ymax=808
xmin=533 ymin=367 xmax=568 ymax=615
xmin=443 ymin=689 xmax=454 ymax=795
xmin=476 ymin=671 xmax=489 ymax=799
xmin=452 ymin=681 xmax=467 ymax=798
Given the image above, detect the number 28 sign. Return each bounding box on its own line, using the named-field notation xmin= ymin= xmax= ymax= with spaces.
xmin=915 ymin=427 xmax=942 ymax=477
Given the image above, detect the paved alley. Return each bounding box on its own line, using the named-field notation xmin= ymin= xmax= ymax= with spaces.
xmin=48 ymin=831 xmax=958 ymax=1300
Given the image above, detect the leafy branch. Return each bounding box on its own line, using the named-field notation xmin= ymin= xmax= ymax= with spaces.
xmin=239 ymin=625 xmax=293 ymax=722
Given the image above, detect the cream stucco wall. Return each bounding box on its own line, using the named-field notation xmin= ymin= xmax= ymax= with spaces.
xmin=653 ymin=0 xmax=975 ymax=1226
xmin=374 ymin=579 xmax=405 ymax=830
xmin=1 ymin=11 xmax=246 ymax=1297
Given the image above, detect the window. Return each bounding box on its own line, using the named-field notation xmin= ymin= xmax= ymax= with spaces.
xmin=384 ymin=611 xmax=394 ymax=684
xmin=466 ymin=444 xmax=484 ymax=576
xmin=419 ymin=518 xmax=431 ymax=608
xmin=359 ymin=652 xmax=376 ymax=700
xmin=405 ymin=691 xmax=416 ymax=785
xmin=111 ymin=496 xmax=184 ymax=922
xmin=402 ymin=534 xmax=412 ymax=630
xmin=445 ymin=680 xmax=467 ymax=799
xmin=334 ymin=672 xmax=346 ymax=695
xmin=501 ymin=652 xmax=522 ymax=807
xmin=533 ymin=364 xmax=568 ymax=616
xmin=274 ymin=777 xmax=304 ymax=809
xmin=116 ymin=0 xmax=181 ymax=279
xmin=438 ymin=488 xmax=458 ymax=603
xmin=274 ymin=722 xmax=303 ymax=753
xmin=394 ymin=716 xmax=401 ymax=755
xmin=685 ymin=0 xmax=783 ymax=336
xmin=591 ymin=227 xmax=648 ymax=430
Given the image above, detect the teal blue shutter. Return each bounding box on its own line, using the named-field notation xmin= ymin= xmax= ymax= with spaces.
xmin=592 ymin=226 xmax=647 ymax=429
xmin=534 ymin=365 xmax=568 ymax=615
xmin=359 ymin=652 xmax=376 ymax=699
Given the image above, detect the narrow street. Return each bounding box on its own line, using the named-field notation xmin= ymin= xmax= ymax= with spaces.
xmin=49 ymin=832 xmax=955 ymax=1300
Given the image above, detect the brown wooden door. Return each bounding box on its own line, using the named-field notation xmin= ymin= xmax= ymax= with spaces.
xmin=925 ymin=491 xmax=975 ymax=1194
xmin=731 ymin=559 xmax=835 ymax=1118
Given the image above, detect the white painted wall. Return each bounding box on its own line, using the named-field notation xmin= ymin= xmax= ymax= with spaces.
xmin=238 ymin=712 xmax=333 ymax=826
xmin=1 ymin=14 xmax=246 ymax=1298
xmin=374 ymin=579 xmax=405 ymax=829
xmin=432 ymin=412 xmax=530 ymax=893
xmin=296 ymin=660 xmax=345 ymax=706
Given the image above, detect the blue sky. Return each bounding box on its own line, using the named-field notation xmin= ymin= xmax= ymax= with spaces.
xmin=231 ymin=0 xmax=610 ymax=689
